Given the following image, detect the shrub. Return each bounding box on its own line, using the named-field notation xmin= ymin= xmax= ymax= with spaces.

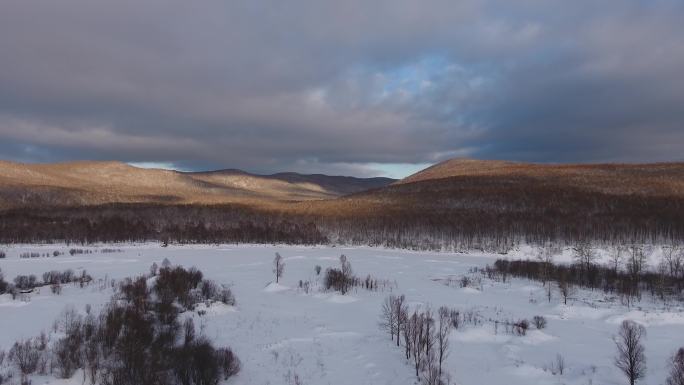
xmin=199 ymin=280 xmax=219 ymax=300
xmin=51 ymin=284 xmax=62 ymax=295
xmin=0 ymin=251 xmax=6 ymax=259
xmin=0 ymin=269 xmax=8 ymax=294
xmin=13 ymin=275 xmax=37 ymax=290
xmin=533 ymin=316 xmax=547 ymax=329
xmin=5 ymin=266 xmax=240 ymax=385
xmin=216 ymin=285 xmax=236 ymax=306
xmin=9 ymin=340 xmax=40 ymax=375
xmin=53 ymin=334 xmax=82 ymax=378
xmin=216 ymin=347 xmax=241 ymax=379
xmin=324 ymin=268 xmax=348 ymax=293
xmin=155 ymin=266 xmax=204 ymax=308
xmin=449 ymin=309 xmax=460 ymax=329
xmin=513 ymin=319 xmax=529 ymax=336
xmin=668 ymin=348 xmax=684 ymax=385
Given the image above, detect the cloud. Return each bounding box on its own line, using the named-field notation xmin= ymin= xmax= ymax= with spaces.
xmin=0 ymin=0 xmax=682 ymax=176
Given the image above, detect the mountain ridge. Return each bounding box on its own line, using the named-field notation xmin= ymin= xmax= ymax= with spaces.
xmin=0 ymin=160 xmax=395 ymax=209
xmin=2 ymin=158 xmax=684 ymax=246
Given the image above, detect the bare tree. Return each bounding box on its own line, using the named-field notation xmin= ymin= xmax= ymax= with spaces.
xmin=553 ymin=353 xmax=565 ymax=375
xmin=558 ymin=275 xmax=574 ymax=305
xmin=663 ymin=245 xmax=683 ymax=277
xmin=610 ymin=246 xmax=626 ymax=274
xmin=614 ymin=320 xmax=647 ymax=385
xmin=84 ymin=337 xmax=100 ymax=385
xmin=422 ymin=365 xmax=440 ymax=385
xmin=537 ymin=246 xmax=555 ymax=302
xmin=273 ymin=253 xmax=285 ymax=284
xmin=627 ymin=246 xmax=648 ymax=298
xmin=410 ymin=312 xmax=424 ymax=377
xmin=656 ymin=259 xmax=669 ymax=300
xmin=339 ymin=254 xmax=353 ymax=294
xmin=537 ymin=246 xmax=554 ymax=287
xmin=149 ymin=262 xmax=158 ymax=277
xmin=573 ymin=241 xmax=598 ymax=284
xmin=380 ymin=295 xmax=398 ymax=342
xmin=667 ymin=348 xmax=684 ymax=385
xmin=401 ymin=308 xmax=412 ymax=360
xmin=627 ymin=246 xmax=647 ymax=276
xmin=394 ymin=295 xmax=407 ymax=346
xmin=423 ymin=307 xmax=436 ymax=370
xmin=437 ymin=306 xmax=452 ymax=380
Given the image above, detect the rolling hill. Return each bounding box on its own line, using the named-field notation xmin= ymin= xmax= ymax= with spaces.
xmin=1 ymin=158 xmax=683 ymax=247
xmin=393 ymin=158 xmax=684 ymax=196
xmin=306 ymin=158 xmax=684 ymax=212
xmin=0 ymin=160 xmax=394 ymax=210
xmin=293 ymin=159 xmax=684 ymax=248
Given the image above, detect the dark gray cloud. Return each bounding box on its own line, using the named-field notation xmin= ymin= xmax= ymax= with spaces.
xmin=0 ymin=0 xmax=682 ymax=176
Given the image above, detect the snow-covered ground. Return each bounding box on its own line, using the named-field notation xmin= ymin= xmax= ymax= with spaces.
xmin=0 ymin=244 xmax=682 ymax=385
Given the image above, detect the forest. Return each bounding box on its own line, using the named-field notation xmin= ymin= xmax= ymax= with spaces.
xmin=0 ymin=190 xmax=682 ymax=251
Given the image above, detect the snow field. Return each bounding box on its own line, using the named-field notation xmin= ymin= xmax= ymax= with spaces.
xmin=0 ymin=244 xmax=682 ymax=385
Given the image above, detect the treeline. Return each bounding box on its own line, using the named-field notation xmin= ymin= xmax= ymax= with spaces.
xmin=0 ymin=204 xmax=325 ymax=245
xmin=370 ymin=174 xmax=684 ymax=242
xmin=0 ymin=268 xmax=92 ymax=298
xmin=328 ymin=188 xmax=684 ymax=248
xmin=0 ymin=264 xmax=239 ymax=385
xmin=1 ymin=180 xmax=684 ymax=251
xmin=489 ymin=245 xmax=684 ymax=305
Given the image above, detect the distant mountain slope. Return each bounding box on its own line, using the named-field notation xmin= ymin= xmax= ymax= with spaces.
xmin=393 ymin=158 xmax=684 ymax=197
xmin=325 ymin=158 xmax=684 ymax=214
xmin=0 ymin=160 xmax=395 ymax=209
xmin=294 ymin=158 xmax=684 ymax=246
xmin=2 ymin=158 xmax=684 ymax=247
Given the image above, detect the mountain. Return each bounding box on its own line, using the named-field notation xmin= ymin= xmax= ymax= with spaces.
xmin=296 ymin=158 xmax=684 ymax=247
xmin=393 ymin=158 xmax=684 ymax=196
xmin=0 ymin=160 xmax=395 ymax=209
xmin=1 ymin=158 xmax=683 ymax=248
xmin=323 ymin=158 xmax=684 ymax=214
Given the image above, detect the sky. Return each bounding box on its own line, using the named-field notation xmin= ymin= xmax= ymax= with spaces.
xmin=1 ymin=0 xmax=683 ymax=178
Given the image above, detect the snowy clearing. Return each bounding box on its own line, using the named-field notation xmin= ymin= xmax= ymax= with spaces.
xmin=0 ymin=244 xmax=682 ymax=385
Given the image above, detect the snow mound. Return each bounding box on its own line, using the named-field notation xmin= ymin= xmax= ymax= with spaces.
xmin=263 ymin=282 xmax=289 ymax=292
xmin=459 ymin=287 xmax=481 ymax=294
xmin=452 ymin=327 xmax=510 ymax=344
xmin=327 ymin=294 xmax=359 ymax=304
xmin=520 ymin=330 xmax=556 ymax=345
xmin=553 ymin=304 xmax=616 ymax=320
xmin=0 ymin=297 xmax=31 ymax=308
xmin=606 ymin=310 xmax=684 ymax=326
xmin=194 ymin=302 xmax=237 ymax=315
